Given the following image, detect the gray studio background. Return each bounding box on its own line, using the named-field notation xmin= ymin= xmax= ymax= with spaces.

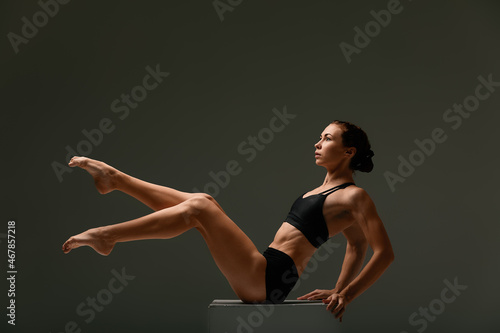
xmin=1 ymin=1 xmax=499 ymax=332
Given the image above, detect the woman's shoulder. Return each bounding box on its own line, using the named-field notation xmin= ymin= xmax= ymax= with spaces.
xmin=344 ymin=184 xmax=374 ymax=209
xmin=322 ymin=183 xmax=370 ymax=209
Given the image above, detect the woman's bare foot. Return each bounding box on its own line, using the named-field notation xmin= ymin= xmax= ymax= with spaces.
xmin=62 ymin=227 xmax=116 ymax=256
xmin=68 ymin=156 xmax=119 ymax=194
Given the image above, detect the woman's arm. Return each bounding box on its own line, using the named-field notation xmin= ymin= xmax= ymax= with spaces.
xmin=332 ymin=225 xmax=368 ymax=293
xmin=340 ymin=190 xmax=394 ymax=301
xmin=324 ymin=189 xmax=394 ymax=321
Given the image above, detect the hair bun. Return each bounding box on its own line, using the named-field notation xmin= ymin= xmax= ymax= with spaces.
xmin=366 ymin=150 xmax=374 ymax=159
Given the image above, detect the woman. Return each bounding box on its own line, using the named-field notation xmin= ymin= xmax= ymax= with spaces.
xmin=62 ymin=120 xmax=394 ymax=322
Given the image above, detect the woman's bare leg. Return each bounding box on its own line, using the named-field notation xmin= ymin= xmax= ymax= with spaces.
xmin=62 ymin=195 xmax=267 ymax=302
xmin=68 ymin=156 xmax=228 ymax=214
xmin=62 ymin=201 xmax=195 ymax=255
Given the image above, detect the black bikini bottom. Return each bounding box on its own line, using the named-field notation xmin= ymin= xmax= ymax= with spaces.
xmin=262 ymin=247 xmax=299 ymax=304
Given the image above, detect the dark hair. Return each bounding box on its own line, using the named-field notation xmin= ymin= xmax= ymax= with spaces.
xmin=330 ymin=120 xmax=374 ymax=173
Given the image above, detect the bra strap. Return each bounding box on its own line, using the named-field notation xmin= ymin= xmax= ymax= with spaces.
xmin=320 ymin=182 xmax=356 ymax=195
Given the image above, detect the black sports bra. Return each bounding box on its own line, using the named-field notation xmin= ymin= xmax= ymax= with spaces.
xmin=284 ymin=182 xmax=356 ymax=248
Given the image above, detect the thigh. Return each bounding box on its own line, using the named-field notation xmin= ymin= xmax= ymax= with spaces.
xmin=189 ymin=196 xmax=267 ymax=302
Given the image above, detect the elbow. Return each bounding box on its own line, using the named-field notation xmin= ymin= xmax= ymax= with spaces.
xmin=387 ymin=250 xmax=395 ymax=264
xmin=359 ymin=243 xmax=369 ymax=256
xmin=348 ymin=241 xmax=368 ymax=255
xmin=384 ymin=248 xmax=395 ymax=265
xmin=375 ymin=248 xmax=394 ymax=266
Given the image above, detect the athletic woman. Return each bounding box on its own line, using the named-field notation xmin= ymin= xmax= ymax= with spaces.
xmin=62 ymin=120 xmax=394 ymax=322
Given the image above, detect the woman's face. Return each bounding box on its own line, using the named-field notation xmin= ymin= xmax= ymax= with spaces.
xmin=314 ymin=124 xmax=355 ymax=167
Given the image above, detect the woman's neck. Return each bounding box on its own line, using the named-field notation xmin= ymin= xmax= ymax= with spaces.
xmin=322 ymin=168 xmax=354 ymax=187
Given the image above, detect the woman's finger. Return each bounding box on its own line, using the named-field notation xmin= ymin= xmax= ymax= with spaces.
xmin=326 ymin=297 xmax=338 ymax=311
xmin=308 ymin=292 xmax=321 ymax=300
xmin=335 ymin=307 xmax=345 ymax=321
xmin=297 ymin=290 xmax=317 ymax=299
xmin=334 ymin=297 xmax=344 ymax=310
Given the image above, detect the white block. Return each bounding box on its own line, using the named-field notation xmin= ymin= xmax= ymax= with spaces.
xmin=208 ymin=299 xmax=343 ymax=333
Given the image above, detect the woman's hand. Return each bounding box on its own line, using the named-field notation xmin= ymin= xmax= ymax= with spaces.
xmin=323 ymin=293 xmax=350 ymax=322
xmin=297 ymin=290 xmax=349 ymax=322
xmin=297 ymin=289 xmax=334 ymax=301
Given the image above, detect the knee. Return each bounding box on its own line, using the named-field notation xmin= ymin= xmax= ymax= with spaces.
xmin=198 ymin=193 xmax=216 ymax=203
xmin=184 ymin=194 xmax=215 ymax=216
